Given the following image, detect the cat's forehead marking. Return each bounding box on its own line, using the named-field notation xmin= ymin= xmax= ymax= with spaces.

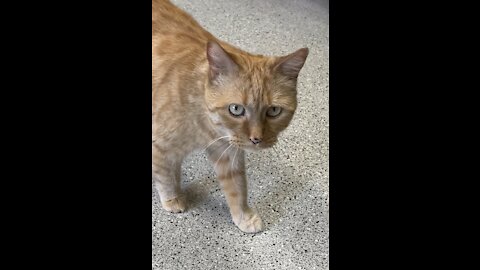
xmin=243 ymin=64 xmax=272 ymax=107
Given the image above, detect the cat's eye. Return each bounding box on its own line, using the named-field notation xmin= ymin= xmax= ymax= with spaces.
xmin=266 ymin=106 xmax=282 ymax=117
xmin=228 ymin=104 xmax=245 ymax=117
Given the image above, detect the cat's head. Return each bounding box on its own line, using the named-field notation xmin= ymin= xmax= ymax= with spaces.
xmin=204 ymin=41 xmax=308 ymax=152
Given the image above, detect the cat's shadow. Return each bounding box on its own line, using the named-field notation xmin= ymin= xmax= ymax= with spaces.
xmin=152 ymin=179 xmax=213 ymax=217
xmin=153 ymin=151 xmax=308 ymax=231
xmin=183 ymin=180 xmax=211 ymax=209
xmin=186 ymin=156 xmax=308 ymax=230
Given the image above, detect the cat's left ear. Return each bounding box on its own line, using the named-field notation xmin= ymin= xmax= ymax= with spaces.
xmin=275 ymin=48 xmax=309 ymax=79
xmin=206 ymin=41 xmax=238 ymax=85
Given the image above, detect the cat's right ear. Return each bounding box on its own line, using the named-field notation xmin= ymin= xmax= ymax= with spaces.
xmin=206 ymin=41 xmax=238 ymax=85
xmin=275 ymin=48 xmax=309 ymax=79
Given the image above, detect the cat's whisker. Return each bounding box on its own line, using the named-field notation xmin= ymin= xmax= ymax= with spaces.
xmin=202 ymin=135 xmax=230 ymax=152
xmin=231 ymin=146 xmax=239 ymax=169
xmin=214 ymin=144 xmax=233 ymax=169
xmin=272 ymin=144 xmax=281 ymax=157
xmin=231 ymin=146 xmax=242 ymax=191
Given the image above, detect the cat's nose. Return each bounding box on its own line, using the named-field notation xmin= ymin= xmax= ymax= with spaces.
xmin=250 ymin=137 xmax=262 ymax=145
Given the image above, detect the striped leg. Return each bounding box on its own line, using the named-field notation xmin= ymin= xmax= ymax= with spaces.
xmin=207 ymin=145 xmax=264 ymax=233
xmin=152 ymin=143 xmax=186 ymax=213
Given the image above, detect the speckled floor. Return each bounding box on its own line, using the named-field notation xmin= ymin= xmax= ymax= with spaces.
xmin=152 ymin=0 xmax=329 ymax=269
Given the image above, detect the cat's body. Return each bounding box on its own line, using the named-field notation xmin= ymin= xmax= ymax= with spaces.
xmin=152 ymin=0 xmax=308 ymax=233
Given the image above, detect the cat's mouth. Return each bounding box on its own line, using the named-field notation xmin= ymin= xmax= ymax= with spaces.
xmin=230 ymin=138 xmax=277 ymax=152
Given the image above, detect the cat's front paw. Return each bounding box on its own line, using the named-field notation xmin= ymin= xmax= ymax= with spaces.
xmin=161 ymin=196 xmax=187 ymax=213
xmin=233 ymin=208 xmax=264 ymax=233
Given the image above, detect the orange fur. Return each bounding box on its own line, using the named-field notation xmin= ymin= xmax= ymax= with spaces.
xmin=152 ymin=0 xmax=308 ymax=233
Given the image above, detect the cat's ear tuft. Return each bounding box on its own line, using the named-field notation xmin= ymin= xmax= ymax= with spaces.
xmin=206 ymin=41 xmax=238 ymax=84
xmin=275 ymin=48 xmax=309 ymax=79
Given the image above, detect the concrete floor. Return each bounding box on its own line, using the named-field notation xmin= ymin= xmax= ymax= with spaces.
xmin=152 ymin=0 xmax=329 ymax=269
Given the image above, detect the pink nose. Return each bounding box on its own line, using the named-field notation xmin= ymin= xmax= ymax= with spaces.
xmin=250 ymin=137 xmax=262 ymax=144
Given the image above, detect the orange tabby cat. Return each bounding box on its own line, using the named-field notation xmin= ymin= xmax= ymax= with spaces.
xmin=152 ymin=0 xmax=308 ymax=233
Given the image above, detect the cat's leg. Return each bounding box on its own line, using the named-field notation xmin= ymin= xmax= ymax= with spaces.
xmin=152 ymin=144 xmax=186 ymax=213
xmin=207 ymin=145 xmax=264 ymax=233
